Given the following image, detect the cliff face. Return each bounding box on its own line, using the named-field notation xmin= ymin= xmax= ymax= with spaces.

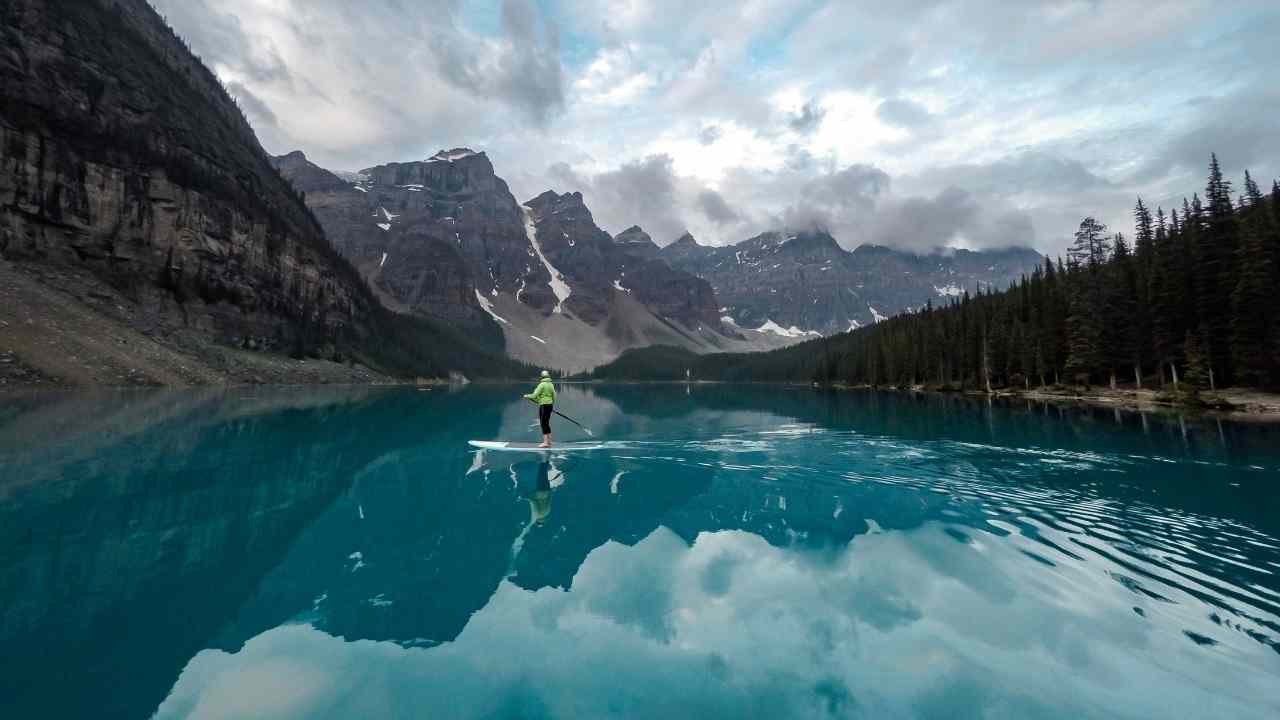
xmin=275 ymin=149 xmax=549 ymax=328
xmin=524 ymin=190 xmax=722 ymax=329
xmin=277 ymin=151 xmax=749 ymax=372
xmin=0 ymin=0 xmax=404 ymax=372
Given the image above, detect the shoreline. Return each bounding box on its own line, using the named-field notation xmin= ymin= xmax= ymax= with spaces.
xmin=824 ymin=383 xmax=1280 ymax=422
xmin=5 ymin=375 xmax=1279 ymax=422
xmin=570 ymin=378 xmax=1280 ymax=422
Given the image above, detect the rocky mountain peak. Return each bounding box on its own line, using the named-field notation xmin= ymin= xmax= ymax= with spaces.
xmin=525 ymin=190 xmax=591 ymax=224
xmin=785 ymin=230 xmax=841 ymax=251
xmin=613 ymin=225 xmax=660 ymax=261
xmin=615 ymin=225 xmax=653 ymax=244
xmin=274 ymin=150 xmax=349 ymax=193
xmin=427 ymin=148 xmax=483 ymax=163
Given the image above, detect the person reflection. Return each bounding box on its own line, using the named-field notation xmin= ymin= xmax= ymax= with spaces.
xmin=529 ymin=460 xmax=554 ymax=525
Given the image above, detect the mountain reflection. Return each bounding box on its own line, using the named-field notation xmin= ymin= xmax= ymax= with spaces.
xmin=2 ymin=385 xmax=1278 ymax=719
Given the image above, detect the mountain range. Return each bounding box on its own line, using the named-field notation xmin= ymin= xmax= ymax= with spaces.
xmin=661 ymin=231 xmax=1044 ymax=335
xmin=273 ymin=149 xmax=808 ymax=373
xmin=275 ymin=150 xmax=1044 ymax=372
xmin=0 ymin=0 xmax=1043 ymax=384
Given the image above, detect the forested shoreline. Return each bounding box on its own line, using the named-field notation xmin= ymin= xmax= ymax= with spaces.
xmin=591 ymin=155 xmax=1280 ymax=397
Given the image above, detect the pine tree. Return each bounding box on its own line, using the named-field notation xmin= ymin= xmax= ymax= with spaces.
xmin=1242 ymin=171 xmax=1263 ymax=207
xmin=1272 ymin=179 xmax=1280 ymax=227
xmin=1134 ymin=197 xmax=1155 ymax=270
xmin=1105 ymin=233 xmax=1139 ymax=388
xmin=1230 ymin=222 xmax=1275 ymax=386
xmin=1067 ymin=217 xmax=1110 ymax=268
xmin=1231 ymin=174 xmax=1277 ymax=387
xmin=1272 ymin=180 xmax=1280 ymax=290
xmin=1149 ymin=206 xmax=1178 ymax=386
xmin=1065 ymin=220 xmax=1106 ymax=382
xmin=1198 ymin=155 xmax=1238 ymax=384
xmin=1182 ymin=327 xmax=1210 ymax=393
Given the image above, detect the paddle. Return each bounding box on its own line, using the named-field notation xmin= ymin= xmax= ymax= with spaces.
xmin=526 ymin=398 xmax=594 ymax=437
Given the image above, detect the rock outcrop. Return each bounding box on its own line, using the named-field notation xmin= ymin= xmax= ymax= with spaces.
xmin=0 ymin=0 xmax=370 ymax=355
xmin=0 ymin=0 xmax=512 ymax=382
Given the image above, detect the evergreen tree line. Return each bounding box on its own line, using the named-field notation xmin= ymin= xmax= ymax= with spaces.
xmin=592 ymin=155 xmax=1280 ymax=392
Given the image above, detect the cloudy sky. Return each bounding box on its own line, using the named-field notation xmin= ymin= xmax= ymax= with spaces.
xmin=152 ymin=0 xmax=1280 ymax=254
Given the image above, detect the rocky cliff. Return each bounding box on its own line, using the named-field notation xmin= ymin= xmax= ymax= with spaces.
xmin=524 ymin=189 xmax=722 ymax=329
xmin=0 ymin=0 xmax=508 ymax=383
xmin=276 ymin=150 xmax=783 ymax=372
xmin=660 ymin=231 xmax=1045 ymax=334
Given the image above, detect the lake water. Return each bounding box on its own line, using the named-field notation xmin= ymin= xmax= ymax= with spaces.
xmin=2 ymin=384 xmax=1279 ymax=719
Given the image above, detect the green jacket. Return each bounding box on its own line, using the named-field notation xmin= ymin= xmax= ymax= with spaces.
xmin=525 ymin=379 xmax=556 ymax=405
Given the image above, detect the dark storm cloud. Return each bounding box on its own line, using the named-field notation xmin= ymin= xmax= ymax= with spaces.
xmin=226 ymin=81 xmax=279 ymax=128
xmin=1141 ymin=85 xmax=1280 ymax=183
xmin=767 ymin=163 xmax=891 ymax=234
xmin=551 ymin=153 xmax=1038 ymax=253
xmin=869 ymin=187 xmax=1035 ymax=252
xmin=697 ymin=190 xmax=740 ymax=225
xmin=876 ymin=97 xmax=933 ymax=128
xmin=698 ymin=125 xmax=723 ymax=145
xmin=153 ymin=0 xmax=292 ymax=84
xmin=551 ymin=155 xmax=689 ymax=243
xmin=429 ymin=0 xmax=566 ymax=125
xmin=788 ymin=101 xmax=826 ymax=134
xmin=151 ymin=0 xmax=565 ymax=149
xmin=798 ymin=164 xmax=890 ymax=212
xmin=871 ymin=187 xmax=979 ymax=249
xmin=919 ymin=151 xmax=1115 ymax=197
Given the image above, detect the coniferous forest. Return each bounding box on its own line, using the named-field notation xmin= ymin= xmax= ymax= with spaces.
xmin=592 ymin=155 xmax=1280 ymax=394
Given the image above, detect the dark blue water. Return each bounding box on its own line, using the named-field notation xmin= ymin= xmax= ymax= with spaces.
xmin=2 ymin=385 xmax=1278 ymax=719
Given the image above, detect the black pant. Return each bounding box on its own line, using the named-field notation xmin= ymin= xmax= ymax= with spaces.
xmin=539 ymin=404 xmax=553 ymax=434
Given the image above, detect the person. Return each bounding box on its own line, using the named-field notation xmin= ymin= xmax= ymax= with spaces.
xmin=524 ymin=370 xmax=556 ymax=447
xmin=529 ymin=461 xmax=553 ymax=525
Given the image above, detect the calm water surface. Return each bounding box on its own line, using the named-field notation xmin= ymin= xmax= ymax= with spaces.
xmin=2 ymin=385 xmax=1278 ymax=719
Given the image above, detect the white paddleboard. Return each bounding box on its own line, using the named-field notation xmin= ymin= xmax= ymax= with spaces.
xmin=468 ymin=440 xmax=605 ymax=452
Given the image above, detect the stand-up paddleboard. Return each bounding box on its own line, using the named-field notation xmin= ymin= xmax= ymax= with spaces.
xmin=469 ymin=440 xmax=605 ymax=452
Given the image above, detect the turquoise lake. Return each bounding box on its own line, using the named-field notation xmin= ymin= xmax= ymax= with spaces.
xmin=2 ymin=384 xmax=1279 ymax=719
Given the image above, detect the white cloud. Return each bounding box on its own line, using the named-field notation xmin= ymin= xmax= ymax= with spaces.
xmin=154 ymin=524 xmax=1279 ymax=719
xmin=155 ymin=0 xmax=1280 ymax=255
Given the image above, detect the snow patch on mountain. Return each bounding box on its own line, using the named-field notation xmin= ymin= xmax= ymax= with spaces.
xmin=376 ymin=223 xmax=390 ymax=232
xmin=756 ymin=319 xmax=822 ymax=338
xmin=523 ymin=205 xmax=571 ymax=313
xmin=475 ymin=289 xmax=510 ymax=325
xmin=613 ymin=279 xmax=631 ymax=293
xmin=429 ymin=148 xmax=478 ymax=163
xmin=933 ymin=283 xmax=963 ymax=297
xmin=869 ymin=305 xmax=887 ymax=323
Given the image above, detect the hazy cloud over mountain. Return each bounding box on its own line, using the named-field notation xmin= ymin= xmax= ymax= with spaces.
xmin=154 ymin=0 xmax=1280 ymax=255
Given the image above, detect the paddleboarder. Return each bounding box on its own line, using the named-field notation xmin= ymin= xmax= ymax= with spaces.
xmin=524 ymin=370 xmax=557 ymax=448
